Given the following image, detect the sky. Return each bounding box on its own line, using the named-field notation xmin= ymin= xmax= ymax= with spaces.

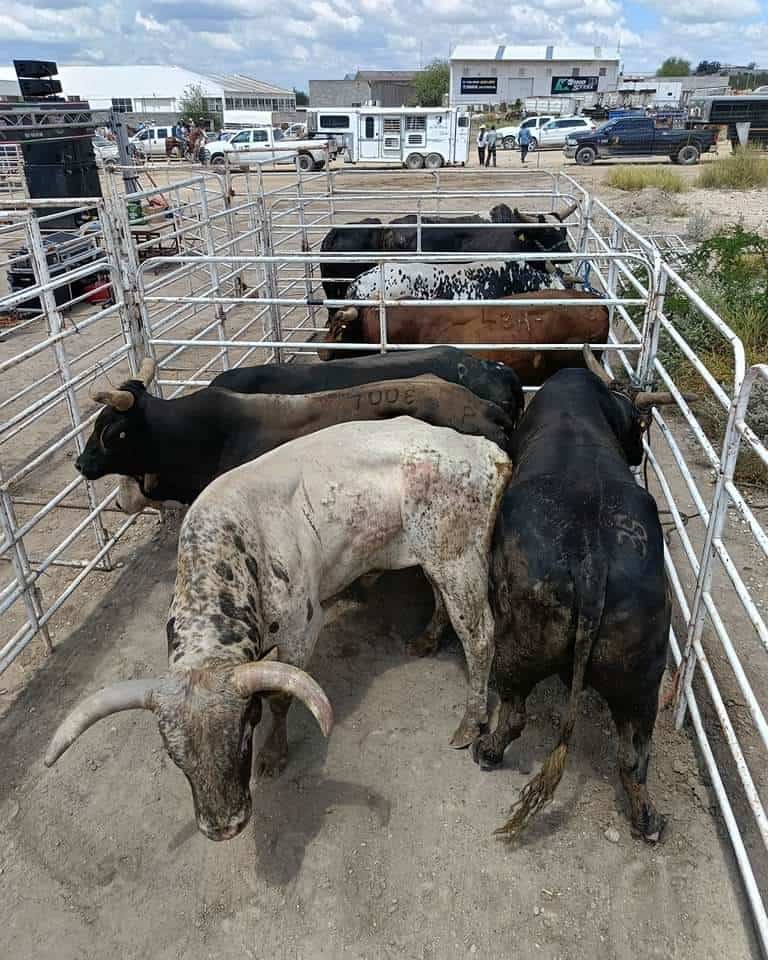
xmin=1 ymin=0 xmax=767 ymax=91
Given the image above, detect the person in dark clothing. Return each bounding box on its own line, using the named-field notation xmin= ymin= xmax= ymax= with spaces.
xmin=518 ymin=125 xmax=531 ymax=164
xmin=485 ymin=125 xmax=497 ymax=167
xmin=477 ymin=125 xmax=487 ymax=166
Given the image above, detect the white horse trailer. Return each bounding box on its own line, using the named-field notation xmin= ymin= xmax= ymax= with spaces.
xmin=308 ymin=106 xmax=470 ymax=170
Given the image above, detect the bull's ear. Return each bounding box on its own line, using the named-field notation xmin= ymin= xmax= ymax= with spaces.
xmin=92 ymin=388 xmax=135 ymax=411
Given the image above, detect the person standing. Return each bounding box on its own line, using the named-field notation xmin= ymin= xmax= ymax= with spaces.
xmin=518 ymin=124 xmax=531 ymax=164
xmin=477 ymin=124 xmax=487 ymax=167
xmin=485 ymin=125 xmax=497 ymax=167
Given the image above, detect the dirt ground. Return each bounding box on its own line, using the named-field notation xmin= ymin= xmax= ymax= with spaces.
xmin=1 ymin=153 xmax=766 ymax=959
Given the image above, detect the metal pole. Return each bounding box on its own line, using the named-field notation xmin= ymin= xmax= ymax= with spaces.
xmin=0 ymin=463 xmax=51 ymax=654
xmin=636 ymin=251 xmax=667 ymax=389
xmin=378 ymin=259 xmax=387 ymax=355
xmin=198 ymin=184 xmax=230 ymax=371
xmin=26 ymin=216 xmax=113 ymax=568
xmin=674 ymin=371 xmax=758 ymax=728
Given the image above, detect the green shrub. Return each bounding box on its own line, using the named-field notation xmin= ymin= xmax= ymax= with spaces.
xmin=657 ymin=226 xmax=768 ymax=482
xmin=606 ymin=166 xmax=688 ymax=193
xmin=696 ymin=148 xmax=768 ymax=189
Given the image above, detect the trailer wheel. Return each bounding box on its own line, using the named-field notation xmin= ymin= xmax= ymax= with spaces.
xmin=676 ymin=144 xmax=700 ymax=165
xmin=575 ymin=146 xmax=596 ymax=166
xmin=297 ymin=153 xmax=314 ymax=172
xmin=405 ymin=153 xmax=425 ymax=170
xmin=424 ymin=153 xmax=443 ymax=170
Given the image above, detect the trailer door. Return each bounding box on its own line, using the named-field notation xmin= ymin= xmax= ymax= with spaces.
xmin=358 ymin=114 xmax=380 ymax=160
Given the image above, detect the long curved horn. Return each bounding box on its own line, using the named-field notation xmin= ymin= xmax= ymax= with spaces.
xmin=92 ymin=388 xmax=135 ymax=411
xmin=634 ymin=391 xmax=697 ymax=408
xmin=582 ymin=345 xmax=613 ymax=385
xmin=551 ymin=201 xmax=579 ymax=222
xmin=45 ymin=679 xmax=157 ymax=766
xmin=231 ymin=662 xmax=333 ymax=736
xmin=136 ymin=357 xmax=156 ymax=387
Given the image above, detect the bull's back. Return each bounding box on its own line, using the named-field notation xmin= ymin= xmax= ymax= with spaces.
xmin=359 ymin=292 xmax=608 ymax=386
xmin=491 ymin=474 xmax=668 ymax=676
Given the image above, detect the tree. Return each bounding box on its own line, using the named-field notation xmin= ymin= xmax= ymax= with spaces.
xmin=413 ymin=59 xmax=449 ymax=107
xmin=177 ymin=83 xmax=222 ymax=129
xmin=656 ymin=57 xmax=691 ymax=77
xmin=294 ymin=88 xmax=309 ymax=106
xmin=695 ymin=60 xmax=722 ymax=75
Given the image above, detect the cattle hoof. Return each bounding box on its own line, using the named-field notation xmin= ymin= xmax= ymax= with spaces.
xmin=471 ymin=734 xmax=504 ymax=770
xmin=255 ymin=749 xmax=288 ymax=779
xmin=450 ymin=715 xmax=484 ymax=750
xmin=407 ymin=634 xmax=440 ymax=657
xmin=632 ymin=812 xmax=667 ymax=844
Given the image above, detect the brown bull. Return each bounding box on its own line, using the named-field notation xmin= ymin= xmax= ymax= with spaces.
xmin=321 ymin=290 xmax=610 ymax=387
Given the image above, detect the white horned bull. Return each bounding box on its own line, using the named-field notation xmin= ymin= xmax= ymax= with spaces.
xmin=46 ymin=417 xmax=511 ymax=841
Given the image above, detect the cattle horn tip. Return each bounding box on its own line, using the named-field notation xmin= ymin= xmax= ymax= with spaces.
xmin=582 ymin=346 xmax=613 ymax=385
xmin=136 ymin=357 xmax=156 ymax=387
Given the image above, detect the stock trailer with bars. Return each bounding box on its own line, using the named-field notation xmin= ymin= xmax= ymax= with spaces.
xmin=1 ymin=154 xmax=767 ymax=954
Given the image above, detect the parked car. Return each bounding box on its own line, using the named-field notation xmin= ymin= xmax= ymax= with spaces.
xmin=533 ymin=116 xmax=596 ymax=149
xmin=92 ymin=135 xmax=118 ymax=169
xmin=129 ymin=125 xmax=173 ymax=158
xmin=496 ymin=115 xmax=553 ymax=150
xmin=563 ymin=116 xmax=719 ymax=165
xmin=201 ymin=126 xmax=328 ymax=172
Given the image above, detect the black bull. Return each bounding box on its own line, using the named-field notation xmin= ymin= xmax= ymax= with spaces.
xmin=472 ymin=355 xmax=682 ymax=843
xmin=74 ymin=351 xmax=521 ymax=507
xmin=318 ymin=204 xmax=576 ymax=302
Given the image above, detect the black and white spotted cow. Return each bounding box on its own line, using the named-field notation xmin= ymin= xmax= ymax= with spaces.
xmin=46 ymin=417 xmax=512 ymax=841
xmin=344 ymin=260 xmax=554 ymax=304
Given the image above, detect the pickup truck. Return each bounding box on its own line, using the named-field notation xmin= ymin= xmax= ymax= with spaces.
xmin=563 ymin=117 xmax=719 ymax=166
xmin=201 ymin=127 xmax=330 ymax=172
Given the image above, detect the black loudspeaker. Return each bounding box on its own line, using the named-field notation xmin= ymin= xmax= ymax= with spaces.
xmin=21 ymin=137 xmax=101 ymax=229
xmin=13 ymin=59 xmax=58 ymax=78
xmin=18 ymin=78 xmax=62 ymax=98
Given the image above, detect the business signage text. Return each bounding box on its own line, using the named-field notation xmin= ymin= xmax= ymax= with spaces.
xmin=551 ymin=76 xmax=599 ymax=94
xmin=461 ymin=77 xmax=498 ymax=95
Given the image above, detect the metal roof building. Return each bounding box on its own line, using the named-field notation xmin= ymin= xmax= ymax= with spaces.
xmin=448 ymin=44 xmax=621 ymax=107
xmin=0 ymin=65 xmax=295 ymax=114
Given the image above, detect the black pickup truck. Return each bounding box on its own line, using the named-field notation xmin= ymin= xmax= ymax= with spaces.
xmin=563 ymin=117 xmax=718 ymax=165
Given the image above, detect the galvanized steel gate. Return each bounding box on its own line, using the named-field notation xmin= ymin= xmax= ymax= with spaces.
xmin=0 ymin=162 xmax=766 ymax=952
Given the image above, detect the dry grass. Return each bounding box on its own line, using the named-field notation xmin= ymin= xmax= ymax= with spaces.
xmin=696 ymin=148 xmax=768 ymax=190
xmin=606 ymin=166 xmax=688 ymax=193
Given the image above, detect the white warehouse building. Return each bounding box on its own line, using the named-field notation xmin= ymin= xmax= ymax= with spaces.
xmin=449 ymin=44 xmax=621 ymax=108
xmin=0 ymin=65 xmax=295 ymax=117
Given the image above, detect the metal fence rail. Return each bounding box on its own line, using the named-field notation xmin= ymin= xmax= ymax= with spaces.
xmin=0 ymin=165 xmax=766 ymax=952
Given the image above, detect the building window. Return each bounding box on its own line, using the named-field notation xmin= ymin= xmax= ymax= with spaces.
xmin=111 ymin=98 xmax=132 ymax=112
xmin=599 ymin=67 xmax=607 ymax=77
xmin=571 ymin=68 xmax=580 ymax=78
xmin=518 ymin=67 xmax=526 ymax=77
xmin=365 ymin=116 xmax=375 ymax=138
xmin=204 ymin=98 xmax=223 ymax=113
xmin=383 ymin=117 xmax=400 ymax=134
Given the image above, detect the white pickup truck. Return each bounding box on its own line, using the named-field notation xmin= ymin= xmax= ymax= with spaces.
xmin=201 ymin=127 xmax=329 ymax=171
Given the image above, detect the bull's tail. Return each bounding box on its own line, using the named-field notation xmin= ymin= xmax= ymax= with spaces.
xmin=495 ymin=549 xmax=608 ymax=841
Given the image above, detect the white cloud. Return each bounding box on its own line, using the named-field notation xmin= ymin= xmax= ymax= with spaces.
xmin=199 ymin=31 xmax=243 ymax=51
xmin=0 ymin=13 xmax=35 ymax=38
xmin=309 ymin=0 xmax=362 ymax=32
xmin=643 ymin=0 xmax=760 ymax=22
xmin=135 ymin=11 xmax=170 ymax=33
